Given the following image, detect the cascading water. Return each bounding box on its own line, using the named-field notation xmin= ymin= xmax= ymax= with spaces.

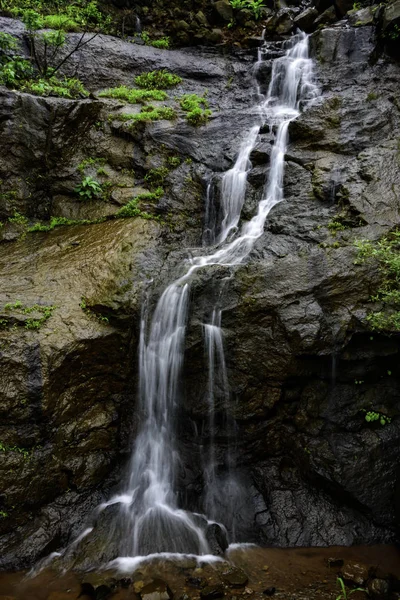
xmin=42 ymin=32 xmax=319 ymax=571
xmin=106 ymin=31 xmax=319 ymax=559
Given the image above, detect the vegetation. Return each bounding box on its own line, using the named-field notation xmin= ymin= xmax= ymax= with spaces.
xmin=8 ymin=212 xmax=28 ymax=226
xmin=75 ymin=176 xmax=102 ymax=201
xmin=355 ymin=230 xmax=400 ymax=331
xmin=134 ymin=70 xmax=181 ymax=90
xmin=4 ymin=301 xmax=56 ymax=330
xmin=179 ymin=93 xmax=211 ymax=126
xmin=98 ymin=86 xmax=168 ymax=104
xmin=141 ymin=31 xmax=170 ymax=49
xmin=363 ymin=410 xmax=391 ymax=426
xmin=27 ymin=216 xmax=103 ymax=232
xmin=229 ymin=0 xmax=266 ymax=19
xmin=0 ymin=441 xmax=29 ymax=458
xmin=116 ymin=188 xmax=164 ymax=219
xmin=21 ymin=76 xmax=88 ymax=98
xmin=112 ymin=105 xmax=176 ymax=124
xmin=80 ymin=297 xmax=109 ymax=324
xmin=335 ymin=577 xmax=365 ymax=600
xmin=144 ymin=167 xmax=169 ymax=187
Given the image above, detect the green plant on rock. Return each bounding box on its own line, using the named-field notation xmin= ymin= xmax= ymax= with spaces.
xmin=0 ymin=441 xmax=29 ymax=458
xmin=21 ymin=76 xmax=88 ymax=98
xmin=141 ymin=31 xmax=170 ymax=49
xmin=230 ymin=0 xmax=266 ymax=19
xmin=134 ymin=70 xmax=181 ymax=90
xmin=166 ymin=156 xmax=181 ymax=168
xmin=98 ymin=86 xmax=168 ymax=104
xmin=335 ymin=577 xmax=366 ymax=600
xmin=355 ymin=230 xmax=400 ymax=331
xmin=113 ymin=106 xmax=176 ymax=124
xmin=4 ymin=301 xmax=56 ymax=330
xmin=8 ymin=212 xmax=28 ymax=226
xmin=0 ymin=32 xmax=33 ymax=87
xmin=363 ymin=410 xmax=391 ymax=426
xmin=28 ymin=216 xmax=104 ymax=232
xmin=116 ymin=188 xmax=163 ymax=219
xmin=0 ymin=510 xmax=8 ymax=518
xmin=75 ymin=176 xmax=102 ymax=201
xmin=144 ymin=167 xmax=169 ymax=187
xmin=179 ymin=93 xmax=211 ymax=127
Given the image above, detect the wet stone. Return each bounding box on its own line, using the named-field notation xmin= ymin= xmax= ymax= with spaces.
xmin=186 ymin=576 xmax=206 ymax=588
xmin=327 ymin=558 xmax=344 ymax=568
xmin=200 ymin=584 xmax=224 ymax=599
xmin=368 ymin=578 xmax=390 ymax=599
xmin=221 ymin=568 xmax=249 ymax=588
xmin=341 ymin=561 xmax=369 ymax=586
xmin=95 ymin=584 xmax=113 ymax=600
xmin=263 ymin=588 xmax=276 ymax=596
xmin=140 ymin=579 xmax=173 ymax=600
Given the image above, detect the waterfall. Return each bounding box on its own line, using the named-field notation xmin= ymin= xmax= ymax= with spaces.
xmin=37 ymin=33 xmax=320 ymax=572
xmin=108 ymin=31 xmax=319 ymax=558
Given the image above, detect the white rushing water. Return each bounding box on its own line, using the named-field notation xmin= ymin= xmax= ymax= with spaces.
xmin=105 ymin=31 xmax=319 ymax=558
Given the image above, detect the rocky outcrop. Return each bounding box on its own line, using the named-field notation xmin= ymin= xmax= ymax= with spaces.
xmin=0 ymin=14 xmax=400 ymax=570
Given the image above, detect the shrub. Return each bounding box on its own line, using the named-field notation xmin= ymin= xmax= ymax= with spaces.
xmin=21 ymin=76 xmax=88 ymax=98
xmin=112 ymin=106 xmax=176 ymax=124
xmin=98 ymin=86 xmax=168 ymax=104
xmin=75 ymin=176 xmax=102 ymax=200
xmin=134 ymin=70 xmax=181 ymax=90
xmin=230 ymin=0 xmax=265 ymax=19
xmin=355 ymin=230 xmax=400 ymax=331
xmin=144 ymin=167 xmax=169 ymax=186
xmin=141 ymin=32 xmax=170 ymax=49
xmin=179 ymin=93 xmax=211 ymax=126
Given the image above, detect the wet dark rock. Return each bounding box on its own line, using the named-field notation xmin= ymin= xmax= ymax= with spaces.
xmin=327 ymin=558 xmax=344 ymax=568
xmin=213 ymin=0 xmax=233 ymax=22
xmin=368 ymin=579 xmax=390 ymax=599
xmin=341 ymin=562 xmax=369 ymax=586
xmin=382 ymin=0 xmax=400 ymax=30
xmin=293 ymin=7 xmax=319 ymax=32
xmin=262 ymin=588 xmax=276 ymax=596
xmin=313 ymin=5 xmax=338 ymax=26
xmin=95 ymin=585 xmax=113 ymax=600
xmin=221 ymin=567 xmax=249 ymax=588
xmin=140 ymin=579 xmax=173 ymax=600
xmin=200 ymin=584 xmax=224 ymax=600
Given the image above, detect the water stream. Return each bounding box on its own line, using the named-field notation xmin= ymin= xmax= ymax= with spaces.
xmin=36 ymin=32 xmax=320 ymax=571
xmin=106 ymin=31 xmax=319 ymax=559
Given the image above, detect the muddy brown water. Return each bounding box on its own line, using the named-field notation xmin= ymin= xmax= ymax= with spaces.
xmin=0 ymin=545 xmax=399 ymax=600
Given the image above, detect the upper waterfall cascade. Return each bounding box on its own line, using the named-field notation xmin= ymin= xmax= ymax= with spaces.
xmin=41 ymin=32 xmax=320 ymax=568
xmin=108 ymin=31 xmax=319 ymax=559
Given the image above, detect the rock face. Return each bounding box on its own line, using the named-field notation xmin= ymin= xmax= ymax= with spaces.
xmin=0 ymin=15 xmax=400 ymax=570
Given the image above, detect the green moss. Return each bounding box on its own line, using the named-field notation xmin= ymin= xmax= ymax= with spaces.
xmin=366 ymin=92 xmax=378 ymax=102
xmin=112 ymin=105 xmax=176 ymax=124
xmin=141 ymin=32 xmax=170 ymax=49
xmin=0 ymin=441 xmax=30 ymax=458
xmin=98 ymin=86 xmax=168 ymax=104
xmin=3 ymin=302 xmax=56 ymax=330
xmin=144 ymin=167 xmax=169 ymax=186
xmin=179 ymin=93 xmax=211 ymax=126
xmin=20 ymin=76 xmax=88 ymax=98
xmin=8 ymin=212 xmax=28 ymax=226
xmin=134 ymin=70 xmax=181 ymax=90
xmin=28 ymin=216 xmax=105 ymax=232
xmin=116 ymin=188 xmax=164 ymax=219
xmin=355 ymin=230 xmax=400 ymax=331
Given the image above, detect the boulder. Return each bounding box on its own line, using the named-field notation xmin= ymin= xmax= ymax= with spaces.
xmin=382 ymin=0 xmax=400 ymax=30
xmin=140 ymin=579 xmax=173 ymax=600
xmin=293 ymin=7 xmax=319 ymax=31
xmin=213 ymin=0 xmax=233 ymax=21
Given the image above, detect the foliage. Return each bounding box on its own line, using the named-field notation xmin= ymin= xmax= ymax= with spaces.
xmin=179 ymin=93 xmax=211 ymax=126
xmin=141 ymin=31 xmax=170 ymax=49
xmin=116 ymin=188 xmax=164 ymax=219
xmin=75 ymin=176 xmax=102 ymax=201
xmin=2 ymin=0 xmax=109 ymax=31
xmin=8 ymin=212 xmax=28 ymax=226
xmin=327 ymin=218 xmax=347 ymax=234
xmin=4 ymin=301 xmax=56 ymax=330
xmin=98 ymin=86 xmax=168 ymax=104
xmin=363 ymin=410 xmax=391 ymax=426
xmin=80 ymin=297 xmax=109 ymax=324
xmin=21 ymin=76 xmax=88 ymax=97
xmin=355 ymin=230 xmax=400 ymax=331
xmin=134 ymin=70 xmax=181 ymax=90
xmin=144 ymin=167 xmax=169 ymax=186
xmin=0 ymin=32 xmax=33 ymax=87
xmin=166 ymin=156 xmax=181 ymax=168
xmin=112 ymin=105 xmax=176 ymax=124
xmin=0 ymin=441 xmax=29 ymax=458
xmin=335 ymin=577 xmax=366 ymax=600
xmin=229 ymin=0 xmax=266 ymax=19
xmin=27 ymin=216 xmax=101 ymax=232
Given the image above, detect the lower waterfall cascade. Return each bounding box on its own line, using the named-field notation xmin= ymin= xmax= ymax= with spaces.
xmin=36 ymin=31 xmax=320 ymax=571
xmin=105 ymin=30 xmax=320 ymax=563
